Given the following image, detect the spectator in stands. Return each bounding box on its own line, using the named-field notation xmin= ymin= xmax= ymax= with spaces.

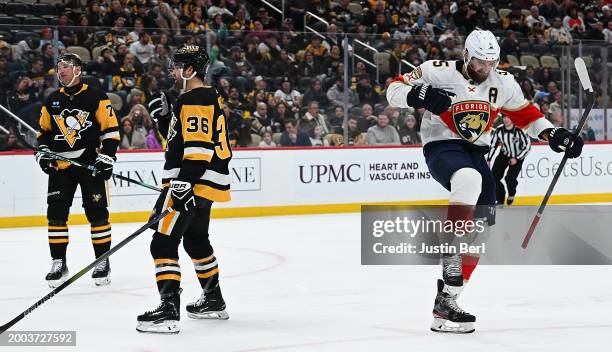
xmin=322 ymin=45 xmax=342 ymax=77
xmin=327 ymin=76 xmax=359 ymax=108
xmin=328 ymin=105 xmax=344 ymax=133
xmin=563 ymin=5 xmax=586 ymax=37
xmin=303 ymin=79 xmax=330 ymax=110
xmin=398 ymin=115 xmax=422 ymax=145
xmin=504 ymin=6 xmax=528 ymax=34
xmin=539 ymin=0 xmax=562 ymax=20
xmin=155 ymin=1 xmax=181 ymax=35
xmin=365 ymin=113 xmax=400 ymax=145
xmin=104 ymin=0 xmax=130 ymax=27
xmin=8 ymin=77 xmax=37 ymax=114
xmin=250 ymin=102 xmax=273 ymax=135
xmin=256 ymin=7 xmax=278 ymax=30
xmin=356 ymin=75 xmax=380 ymax=106
xmin=130 ymin=32 xmax=155 ymax=65
xmin=296 ymin=51 xmax=322 ymax=78
xmin=0 ymin=55 xmax=12 ymax=105
xmin=120 ymin=116 xmax=147 ymax=150
xmin=41 ymin=44 xmax=55 ymax=72
xmin=393 ymin=18 xmax=412 ymax=41
xmin=309 ymin=125 xmax=329 ymax=146
xmin=500 ymin=30 xmax=521 ymax=64
xmin=270 ymin=50 xmax=296 ymax=78
xmin=433 ymin=3 xmax=455 ymax=33
xmin=300 ymin=101 xmax=330 ymax=136
xmin=150 ymin=45 xmax=173 ymax=74
xmin=228 ymin=7 xmax=252 ymax=31
xmin=527 ymin=5 xmax=549 ymax=29
xmin=210 ymin=14 xmax=229 ymax=42
xmin=0 ymin=131 xmax=24 ymax=151
xmin=442 ymin=37 xmax=463 ymax=60
xmin=587 ymin=21 xmax=605 ymax=41
xmin=226 ymin=85 xmax=250 ymax=113
xmin=346 ymin=116 xmax=362 ymax=145
xmin=113 ymin=53 xmax=142 ymax=96
xmin=453 ymin=1 xmax=479 ymax=34
xmin=140 ymin=74 xmax=160 ymax=104
xmin=258 ymin=131 xmax=277 ymax=148
xmin=186 ymin=5 xmax=207 ymax=34
xmin=208 ymin=0 xmax=233 ymax=18
xmin=128 ymin=17 xmax=146 ymax=43
xmin=521 ymin=79 xmax=539 ymax=102
xmin=528 ymin=21 xmax=548 ymax=44
xmin=40 ymin=28 xmax=65 ymax=51
xmin=409 ymin=0 xmax=430 ymax=17
xmin=359 ymin=103 xmax=378 ymax=132
xmin=373 ymin=12 xmax=392 ymax=35
xmin=280 ymin=119 xmax=312 ymax=147
xmin=86 ymin=0 xmax=104 ymax=27
xmin=274 ymin=77 xmax=302 ymax=109
xmin=604 ymin=21 xmax=612 ymax=43
xmin=121 ymin=88 xmax=145 ymax=117
xmin=549 ymin=111 xmax=563 ymax=127
xmin=224 ymin=46 xmax=252 ymax=79
xmin=546 ymin=17 xmax=573 ymax=44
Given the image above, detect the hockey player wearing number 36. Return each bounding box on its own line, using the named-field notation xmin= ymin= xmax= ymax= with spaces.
xmin=387 ymin=29 xmax=584 ymax=333
xmin=36 ymin=53 xmax=119 ymax=288
xmin=136 ymin=45 xmax=232 ymax=334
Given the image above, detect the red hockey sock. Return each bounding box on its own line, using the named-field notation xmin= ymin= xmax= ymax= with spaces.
xmin=461 ymin=255 xmax=480 ymax=282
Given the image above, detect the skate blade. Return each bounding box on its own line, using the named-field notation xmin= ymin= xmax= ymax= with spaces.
xmin=136 ymin=320 xmax=180 ymax=334
xmin=47 ymin=272 xmax=69 ymax=288
xmin=430 ymin=318 xmax=475 ymax=334
xmin=93 ymin=276 xmax=111 ymax=286
xmin=187 ymin=310 xmax=229 ymax=320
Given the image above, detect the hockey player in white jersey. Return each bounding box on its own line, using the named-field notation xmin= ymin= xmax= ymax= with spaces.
xmin=387 ymin=29 xmax=584 ymax=333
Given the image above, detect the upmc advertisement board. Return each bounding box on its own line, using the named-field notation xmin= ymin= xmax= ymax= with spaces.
xmin=1 ymin=144 xmax=612 ymax=225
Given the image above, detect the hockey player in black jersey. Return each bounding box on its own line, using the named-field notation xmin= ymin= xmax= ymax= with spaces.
xmin=36 ymin=53 xmax=119 ymax=288
xmin=136 ymin=45 xmax=232 ymax=334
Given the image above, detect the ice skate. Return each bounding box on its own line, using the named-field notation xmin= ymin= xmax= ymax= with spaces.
xmin=431 ymin=279 xmax=475 ymax=333
xmin=136 ymin=289 xmax=182 ymax=334
xmin=186 ymin=284 xmax=229 ymax=320
xmin=45 ymin=258 xmax=69 ymax=288
xmin=92 ymin=258 xmax=111 ymax=286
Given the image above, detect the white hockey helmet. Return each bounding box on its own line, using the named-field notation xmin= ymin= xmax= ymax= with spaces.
xmin=463 ymin=29 xmax=500 ymax=65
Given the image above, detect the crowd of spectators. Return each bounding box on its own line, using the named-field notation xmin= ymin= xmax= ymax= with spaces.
xmin=0 ymin=0 xmax=609 ymax=151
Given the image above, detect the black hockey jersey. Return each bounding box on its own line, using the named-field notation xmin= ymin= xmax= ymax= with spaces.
xmin=38 ymin=83 xmax=120 ymax=169
xmin=161 ymin=86 xmax=232 ymax=203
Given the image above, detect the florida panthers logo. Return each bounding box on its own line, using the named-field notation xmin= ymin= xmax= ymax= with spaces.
xmin=53 ymin=109 xmax=92 ymax=147
xmin=451 ymin=101 xmax=491 ymax=142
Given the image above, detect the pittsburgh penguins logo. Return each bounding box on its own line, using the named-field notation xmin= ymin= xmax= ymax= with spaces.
xmin=53 ymin=109 xmax=92 ymax=147
xmin=451 ymin=101 xmax=491 ymax=143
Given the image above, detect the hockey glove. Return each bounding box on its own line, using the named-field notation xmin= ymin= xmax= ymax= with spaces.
xmin=406 ymin=84 xmax=455 ymax=115
xmin=169 ymin=180 xmax=196 ymax=212
xmin=148 ymin=92 xmax=172 ymax=123
xmin=93 ymin=154 xmax=115 ymax=180
xmin=35 ymin=145 xmax=58 ymax=174
xmin=548 ymin=127 xmax=584 ymax=158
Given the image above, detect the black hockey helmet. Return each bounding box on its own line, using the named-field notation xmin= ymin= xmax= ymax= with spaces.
xmin=172 ymin=45 xmax=210 ymax=77
xmin=56 ymin=53 xmax=83 ymax=68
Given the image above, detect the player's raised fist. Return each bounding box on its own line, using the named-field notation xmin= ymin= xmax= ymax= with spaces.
xmin=406 ymin=83 xmax=455 ymax=115
xmin=148 ymin=92 xmax=172 ymax=122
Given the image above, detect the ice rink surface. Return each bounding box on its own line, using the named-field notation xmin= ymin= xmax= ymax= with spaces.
xmin=1 ymin=212 xmax=611 ymax=352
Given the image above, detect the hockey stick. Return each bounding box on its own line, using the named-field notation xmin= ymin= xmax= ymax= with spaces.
xmin=521 ymin=58 xmax=595 ymax=249
xmin=0 ymin=208 xmax=173 ymax=334
xmin=0 ymin=104 xmax=162 ymax=192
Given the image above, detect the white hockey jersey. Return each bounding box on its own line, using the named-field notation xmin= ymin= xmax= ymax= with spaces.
xmin=386 ymin=60 xmax=553 ymax=147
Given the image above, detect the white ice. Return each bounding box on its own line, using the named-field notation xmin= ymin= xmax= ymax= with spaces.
xmin=1 ymin=213 xmax=611 ymax=351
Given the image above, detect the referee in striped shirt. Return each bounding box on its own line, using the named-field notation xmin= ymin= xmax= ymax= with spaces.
xmin=487 ymin=115 xmax=531 ymax=206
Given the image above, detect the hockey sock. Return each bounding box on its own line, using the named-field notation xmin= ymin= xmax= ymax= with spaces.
xmin=192 ymin=255 xmax=219 ymax=292
xmin=48 ymin=221 xmax=69 ymax=259
xmin=447 ymin=204 xmax=475 ymax=236
xmin=155 ymin=258 xmax=181 ymax=298
xmin=461 ymin=254 xmax=480 ymax=283
xmin=90 ymin=220 xmax=112 ymax=258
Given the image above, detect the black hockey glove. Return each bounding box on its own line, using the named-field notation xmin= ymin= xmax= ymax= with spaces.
xmin=93 ymin=154 xmax=115 ymax=180
xmin=35 ymin=145 xmax=58 ymax=174
xmin=148 ymin=92 xmax=172 ymax=123
xmin=406 ymin=84 xmax=455 ymax=115
xmin=548 ymin=127 xmax=584 ymax=158
xmin=169 ymin=180 xmax=196 ymax=212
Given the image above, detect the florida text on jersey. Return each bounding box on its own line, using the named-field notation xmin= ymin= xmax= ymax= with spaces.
xmin=387 ymin=60 xmax=553 ymax=145
xmin=162 ymin=86 xmax=232 ymax=202
xmin=38 ymin=83 xmax=120 ymax=168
